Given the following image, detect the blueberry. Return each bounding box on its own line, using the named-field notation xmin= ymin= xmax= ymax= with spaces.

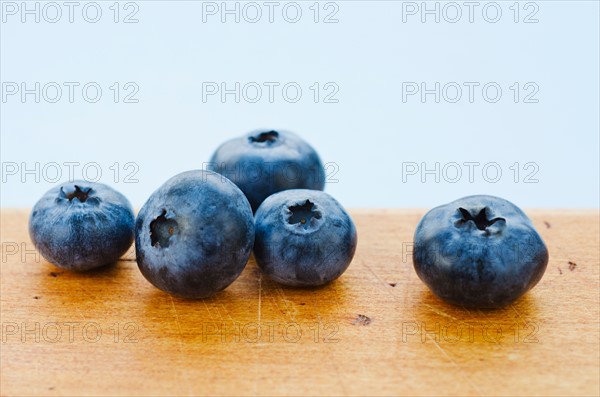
xmin=29 ymin=181 xmax=134 ymax=271
xmin=135 ymin=170 xmax=255 ymax=299
xmin=209 ymin=130 xmax=326 ymax=212
xmin=413 ymin=195 xmax=549 ymax=309
xmin=254 ymin=189 xmax=357 ymax=287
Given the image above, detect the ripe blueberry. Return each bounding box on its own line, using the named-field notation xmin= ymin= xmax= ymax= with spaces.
xmin=254 ymin=189 xmax=357 ymax=287
xmin=135 ymin=170 xmax=255 ymax=299
xmin=413 ymin=195 xmax=549 ymax=308
xmin=29 ymin=181 xmax=134 ymax=271
xmin=209 ymin=130 xmax=326 ymax=212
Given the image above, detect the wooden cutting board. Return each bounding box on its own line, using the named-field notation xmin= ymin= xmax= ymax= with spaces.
xmin=1 ymin=209 xmax=598 ymax=396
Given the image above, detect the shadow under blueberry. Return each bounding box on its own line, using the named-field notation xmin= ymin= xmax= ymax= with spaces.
xmin=138 ymin=284 xmax=254 ymax=344
xmin=35 ymin=259 xmax=130 ymax=301
xmin=39 ymin=259 xmax=122 ymax=277
xmin=409 ymin=288 xmax=543 ymax=347
xmin=134 ymin=259 xmax=353 ymax=346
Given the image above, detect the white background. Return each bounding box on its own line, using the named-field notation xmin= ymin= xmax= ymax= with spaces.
xmin=1 ymin=1 xmax=599 ymax=209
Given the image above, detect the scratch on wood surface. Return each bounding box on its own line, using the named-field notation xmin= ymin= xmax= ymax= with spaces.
xmin=305 ymin=284 xmax=347 ymax=394
xmin=202 ymin=300 xmax=215 ymax=320
xmin=458 ymin=307 xmax=492 ymax=329
xmin=253 ymin=273 xmax=263 ymax=393
xmin=170 ymin=297 xmax=183 ymax=341
xmin=360 ymin=256 xmax=409 ymax=313
xmin=211 ymin=303 xmax=226 ymax=321
xmin=274 ymin=284 xmax=297 ymax=322
xmin=510 ymin=304 xmax=525 ymax=326
xmin=271 ymin=285 xmax=287 ymax=318
xmin=423 ymin=304 xmax=471 ymax=327
xmin=426 ymin=333 xmax=483 ymax=395
xmin=359 ymin=258 xmax=397 ymax=299
xmin=220 ymin=303 xmax=235 ymax=323
xmin=170 ymin=296 xmax=193 ymax=396
xmin=257 ymin=273 xmax=262 ymax=324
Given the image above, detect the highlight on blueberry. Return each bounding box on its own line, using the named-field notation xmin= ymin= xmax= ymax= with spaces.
xmin=413 ymin=195 xmax=549 ymax=309
xmin=29 ymin=181 xmax=135 ymax=271
xmin=208 ymin=130 xmax=326 ymax=212
xmin=135 ymin=170 xmax=255 ymax=299
xmin=253 ymin=189 xmax=357 ymax=287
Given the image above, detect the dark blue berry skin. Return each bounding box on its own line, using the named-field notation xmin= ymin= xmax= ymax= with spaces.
xmin=254 ymin=189 xmax=357 ymax=287
xmin=135 ymin=170 xmax=255 ymax=299
xmin=413 ymin=195 xmax=549 ymax=309
xmin=209 ymin=130 xmax=326 ymax=212
xmin=29 ymin=181 xmax=134 ymax=271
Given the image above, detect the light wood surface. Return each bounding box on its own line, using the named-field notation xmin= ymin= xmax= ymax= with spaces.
xmin=1 ymin=209 xmax=599 ymax=396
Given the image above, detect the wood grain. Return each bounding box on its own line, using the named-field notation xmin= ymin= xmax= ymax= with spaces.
xmin=1 ymin=209 xmax=599 ymax=396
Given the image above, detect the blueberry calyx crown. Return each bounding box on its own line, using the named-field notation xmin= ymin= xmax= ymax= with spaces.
xmin=59 ymin=185 xmax=97 ymax=204
xmin=287 ymin=199 xmax=322 ymax=230
xmin=455 ymin=207 xmax=505 ymax=231
xmin=150 ymin=209 xmax=179 ymax=248
xmin=248 ymin=130 xmax=279 ymax=145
